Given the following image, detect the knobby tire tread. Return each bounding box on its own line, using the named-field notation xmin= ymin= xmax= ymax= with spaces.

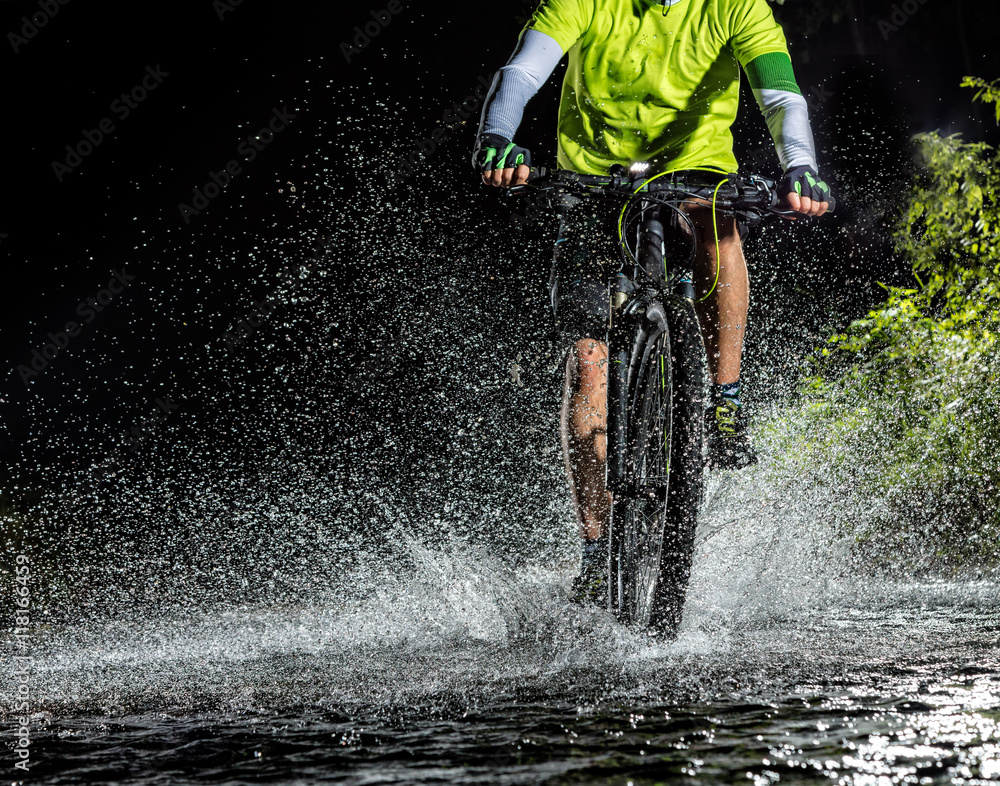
xmin=611 ymin=298 xmax=704 ymax=637
xmin=649 ymin=298 xmax=704 ymax=635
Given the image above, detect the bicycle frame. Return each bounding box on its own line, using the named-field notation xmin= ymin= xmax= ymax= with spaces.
xmin=507 ymin=167 xmax=787 ymax=629
xmin=510 ymin=172 xmax=785 ymax=474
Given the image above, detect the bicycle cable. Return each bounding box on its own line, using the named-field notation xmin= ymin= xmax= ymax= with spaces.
xmin=618 ymin=197 xmax=698 ymax=285
xmin=615 ymin=166 xmax=729 ymax=299
xmin=697 ymin=178 xmax=727 ymax=303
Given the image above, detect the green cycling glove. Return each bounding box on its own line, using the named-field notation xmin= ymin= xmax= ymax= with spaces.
xmin=779 ymin=166 xmax=836 ymax=213
xmin=472 ymin=133 xmax=531 ymax=174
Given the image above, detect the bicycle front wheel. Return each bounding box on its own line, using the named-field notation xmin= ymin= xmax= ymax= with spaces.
xmin=610 ymin=298 xmax=705 ymax=637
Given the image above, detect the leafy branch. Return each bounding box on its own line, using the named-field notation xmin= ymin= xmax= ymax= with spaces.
xmin=961 ymin=76 xmax=1000 ymax=124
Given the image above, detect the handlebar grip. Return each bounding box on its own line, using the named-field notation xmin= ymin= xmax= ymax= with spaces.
xmin=525 ymin=167 xmax=548 ymax=183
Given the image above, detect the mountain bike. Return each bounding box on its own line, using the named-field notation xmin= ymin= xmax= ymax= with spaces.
xmin=510 ymin=165 xmax=789 ymax=637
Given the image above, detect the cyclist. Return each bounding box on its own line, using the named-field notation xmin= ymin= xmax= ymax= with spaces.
xmin=472 ymin=0 xmax=833 ymax=594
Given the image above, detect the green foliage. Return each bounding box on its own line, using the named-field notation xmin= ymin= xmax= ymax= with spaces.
xmin=781 ymin=81 xmax=1000 ymax=574
xmin=894 ymin=131 xmax=1000 ymax=278
xmin=962 ymin=76 xmax=1000 ymax=124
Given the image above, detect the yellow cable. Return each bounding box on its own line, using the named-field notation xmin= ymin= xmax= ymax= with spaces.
xmin=615 ymin=165 xmax=729 ymax=263
xmin=696 ymin=178 xmax=728 ymax=303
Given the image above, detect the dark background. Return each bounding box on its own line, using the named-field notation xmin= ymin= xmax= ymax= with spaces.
xmin=1 ymin=0 xmax=998 ymax=484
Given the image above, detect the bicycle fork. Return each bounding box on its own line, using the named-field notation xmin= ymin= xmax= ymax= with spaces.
xmin=606 ymin=298 xmax=638 ymax=497
xmin=606 ymin=206 xmax=659 ymax=614
xmin=607 ymin=206 xmax=666 ymax=495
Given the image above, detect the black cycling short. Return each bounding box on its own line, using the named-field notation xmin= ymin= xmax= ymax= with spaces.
xmin=547 ymin=194 xmax=620 ymax=343
xmin=547 ymin=171 xmax=747 ymax=344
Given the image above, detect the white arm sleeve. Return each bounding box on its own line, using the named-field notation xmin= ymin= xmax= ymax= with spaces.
xmin=753 ymin=89 xmax=819 ymax=172
xmin=478 ymin=29 xmax=564 ymax=141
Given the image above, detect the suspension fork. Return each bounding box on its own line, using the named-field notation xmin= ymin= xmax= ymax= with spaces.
xmin=606 ymin=293 xmax=631 ymax=496
xmin=606 ymin=200 xmax=665 ymax=494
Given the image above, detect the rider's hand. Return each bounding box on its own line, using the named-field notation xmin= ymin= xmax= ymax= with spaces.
xmin=779 ymin=166 xmax=836 ymax=218
xmin=472 ymin=133 xmax=531 ymax=189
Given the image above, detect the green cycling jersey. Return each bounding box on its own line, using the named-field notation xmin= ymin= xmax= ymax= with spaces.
xmin=524 ymin=0 xmax=802 ymax=174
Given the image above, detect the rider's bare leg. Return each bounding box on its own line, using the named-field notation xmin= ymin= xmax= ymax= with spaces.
xmin=685 ymin=208 xmax=747 ymax=385
xmin=561 ymin=338 xmax=610 ymax=540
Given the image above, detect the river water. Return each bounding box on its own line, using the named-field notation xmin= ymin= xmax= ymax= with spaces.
xmin=10 ymin=65 xmax=991 ymax=783
xmin=6 ymin=120 xmax=998 ymax=780
xmin=6 ymin=471 xmax=999 ymax=785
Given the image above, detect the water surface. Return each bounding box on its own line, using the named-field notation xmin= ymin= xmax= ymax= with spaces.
xmin=8 ymin=474 xmax=999 ymax=784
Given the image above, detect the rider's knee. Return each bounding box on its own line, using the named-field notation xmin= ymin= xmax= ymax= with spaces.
xmin=570 ymin=338 xmax=607 ymax=393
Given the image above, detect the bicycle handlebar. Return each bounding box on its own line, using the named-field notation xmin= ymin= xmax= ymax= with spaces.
xmin=509 ymin=166 xmax=801 ymax=219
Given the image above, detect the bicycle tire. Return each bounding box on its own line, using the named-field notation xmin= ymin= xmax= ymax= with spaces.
xmin=610 ymin=297 xmax=704 ymax=637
